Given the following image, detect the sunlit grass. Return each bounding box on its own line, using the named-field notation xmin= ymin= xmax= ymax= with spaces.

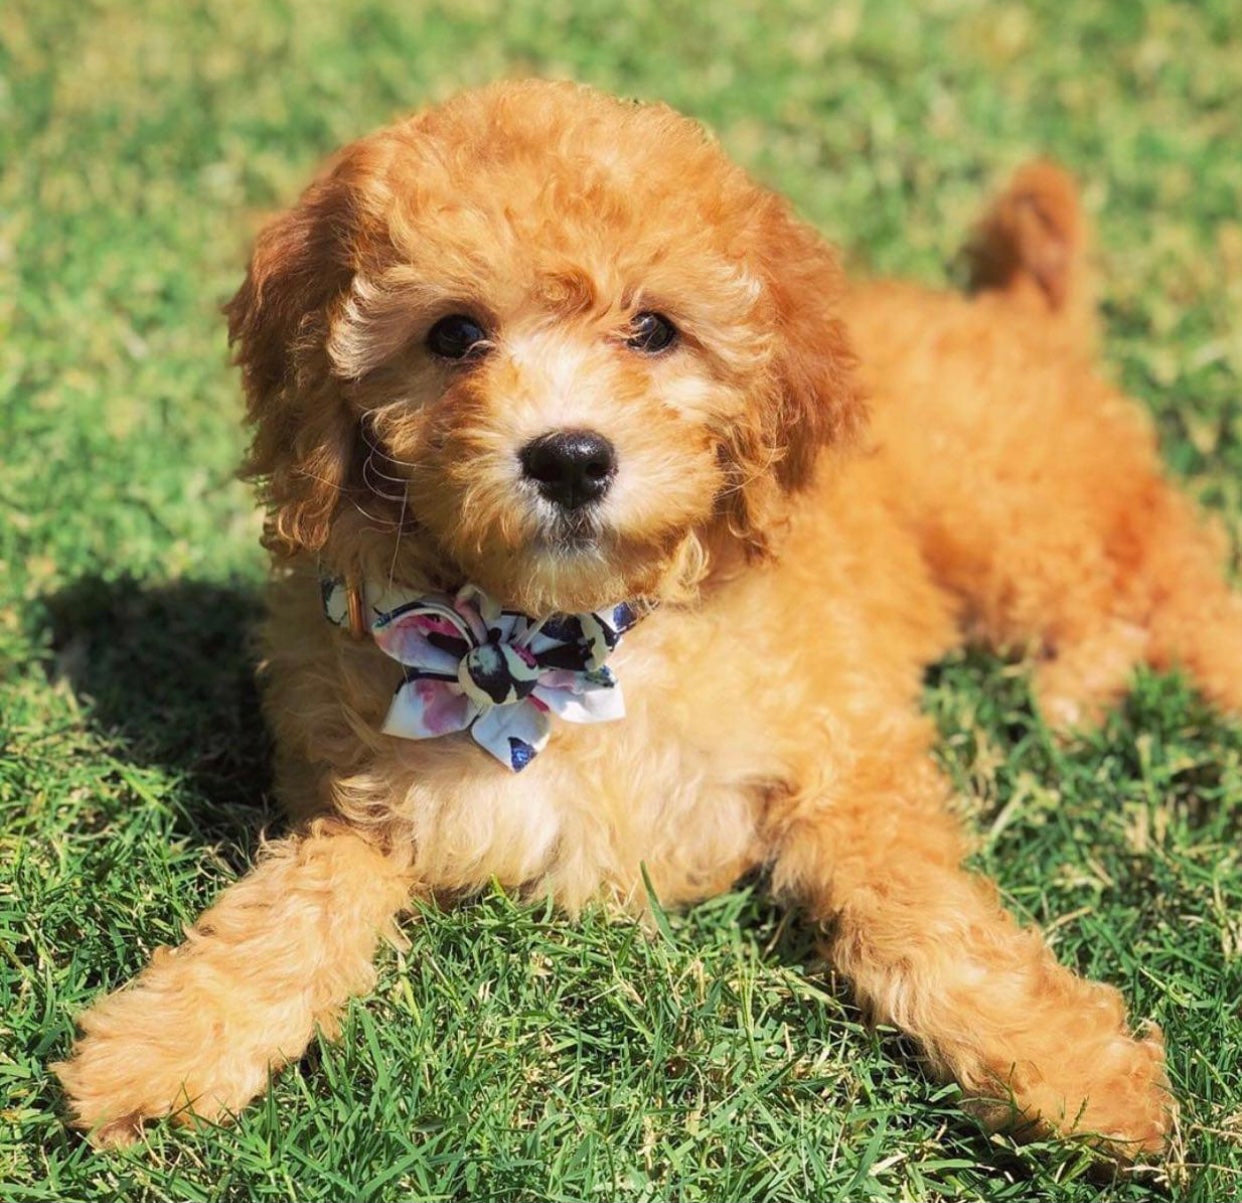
xmin=3 ymin=1 xmax=1240 ymax=1198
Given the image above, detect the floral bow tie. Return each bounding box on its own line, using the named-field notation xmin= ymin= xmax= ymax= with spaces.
xmin=323 ymin=579 xmax=641 ymax=771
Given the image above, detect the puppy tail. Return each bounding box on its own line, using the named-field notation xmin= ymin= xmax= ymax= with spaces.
xmin=964 ymin=160 xmax=1093 ymax=324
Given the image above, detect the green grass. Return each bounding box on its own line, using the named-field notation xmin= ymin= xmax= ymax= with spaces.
xmin=3 ymin=0 xmax=1241 ymax=1198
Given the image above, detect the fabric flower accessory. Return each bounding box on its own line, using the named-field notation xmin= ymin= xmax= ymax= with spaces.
xmin=322 ymin=579 xmax=641 ymax=771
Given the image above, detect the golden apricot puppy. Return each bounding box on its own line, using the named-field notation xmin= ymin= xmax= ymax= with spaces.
xmin=60 ymin=79 xmax=1242 ymax=1158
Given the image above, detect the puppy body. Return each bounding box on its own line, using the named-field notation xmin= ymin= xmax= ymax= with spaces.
xmin=57 ymin=83 xmax=1239 ymax=1157
xmin=261 ymin=456 xmax=953 ymax=913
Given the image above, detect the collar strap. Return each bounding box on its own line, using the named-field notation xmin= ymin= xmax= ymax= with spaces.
xmin=344 ymin=577 xmax=367 ymax=639
xmin=320 ymin=574 xmax=369 ymax=639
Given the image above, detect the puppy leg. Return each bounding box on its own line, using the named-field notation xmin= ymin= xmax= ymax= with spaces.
xmin=770 ymin=744 xmax=1172 ymax=1159
xmin=1136 ymin=492 xmax=1242 ymax=717
xmin=1025 ymin=486 xmax=1242 ymax=729
xmin=54 ymin=820 xmax=411 ymax=1146
xmin=1153 ymin=594 xmax=1242 ymax=717
xmin=1032 ymin=618 xmax=1151 ymax=732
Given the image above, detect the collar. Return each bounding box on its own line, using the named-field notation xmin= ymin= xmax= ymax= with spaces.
xmin=321 ymin=575 xmax=645 ymax=771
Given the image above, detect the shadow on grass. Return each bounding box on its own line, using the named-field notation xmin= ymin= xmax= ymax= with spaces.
xmin=42 ymin=574 xmax=272 ymax=836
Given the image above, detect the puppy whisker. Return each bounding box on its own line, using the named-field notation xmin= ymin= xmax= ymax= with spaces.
xmin=361 ymin=454 xmax=411 ymax=502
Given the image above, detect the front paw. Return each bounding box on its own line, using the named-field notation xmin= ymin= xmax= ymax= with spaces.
xmin=56 ymin=1035 xmax=200 ymax=1148
xmin=1067 ymin=1024 xmax=1174 ymax=1160
xmin=965 ymin=1022 xmax=1174 ymax=1162
xmin=54 ymin=963 xmax=275 ymax=1147
xmin=999 ymin=1023 xmax=1176 ymax=1162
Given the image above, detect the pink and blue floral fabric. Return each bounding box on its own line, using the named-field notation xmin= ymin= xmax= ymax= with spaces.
xmin=323 ymin=580 xmax=639 ymax=771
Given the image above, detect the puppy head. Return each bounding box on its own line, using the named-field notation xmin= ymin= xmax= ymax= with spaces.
xmin=228 ymin=80 xmax=863 ymax=614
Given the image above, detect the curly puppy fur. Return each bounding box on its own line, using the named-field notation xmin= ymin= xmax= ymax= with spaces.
xmin=57 ymin=80 xmax=1242 ymax=1157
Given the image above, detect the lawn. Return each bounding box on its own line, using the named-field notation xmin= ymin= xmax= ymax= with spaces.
xmin=2 ymin=0 xmax=1241 ymax=1199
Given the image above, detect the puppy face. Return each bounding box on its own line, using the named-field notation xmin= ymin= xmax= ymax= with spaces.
xmin=228 ymin=81 xmax=862 ymax=615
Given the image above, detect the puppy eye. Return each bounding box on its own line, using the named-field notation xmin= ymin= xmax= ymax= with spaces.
xmin=427 ymin=314 xmax=490 ymax=361
xmin=626 ymin=311 xmax=678 ymax=354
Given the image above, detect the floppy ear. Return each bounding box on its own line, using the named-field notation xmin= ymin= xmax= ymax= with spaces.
xmin=761 ymin=198 xmax=866 ymax=489
xmin=225 ymin=155 xmax=374 ymax=556
xmin=719 ymin=198 xmax=866 ymax=554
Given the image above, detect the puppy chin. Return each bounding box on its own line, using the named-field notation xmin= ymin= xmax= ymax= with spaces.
xmin=454 ymin=523 xmax=707 ymax=617
xmin=463 ymin=539 xmax=636 ymax=617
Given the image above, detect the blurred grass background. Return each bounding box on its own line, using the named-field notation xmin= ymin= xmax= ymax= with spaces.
xmin=2 ymin=1 xmax=1241 ymax=1199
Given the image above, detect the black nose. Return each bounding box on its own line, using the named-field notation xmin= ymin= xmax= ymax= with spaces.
xmin=519 ymin=430 xmax=616 ymax=510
